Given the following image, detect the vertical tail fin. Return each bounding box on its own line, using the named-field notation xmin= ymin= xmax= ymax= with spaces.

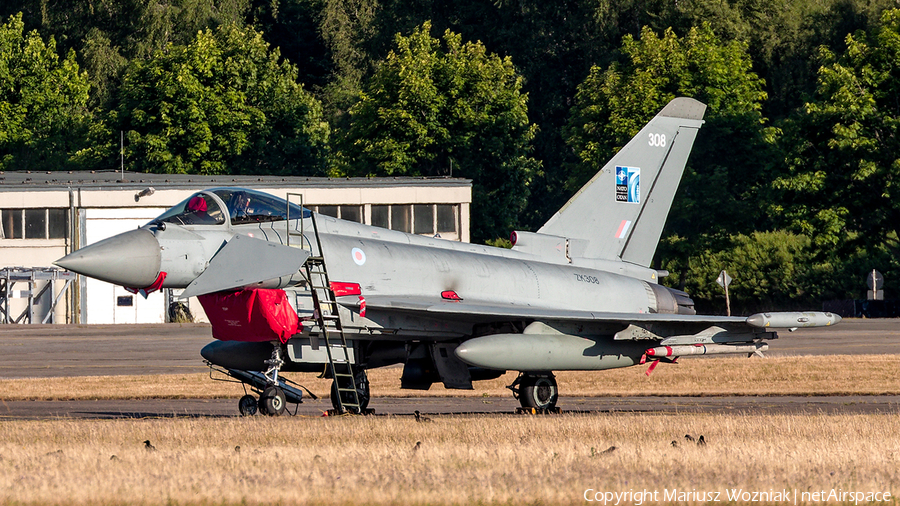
xmin=538 ymin=97 xmax=706 ymax=267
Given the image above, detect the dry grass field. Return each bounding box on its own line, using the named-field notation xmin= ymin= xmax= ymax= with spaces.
xmin=0 ymin=354 xmax=898 ymax=401
xmin=1 ymin=355 xmax=899 ymax=505
xmin=0 ymin=413 xmax=898 ymax=505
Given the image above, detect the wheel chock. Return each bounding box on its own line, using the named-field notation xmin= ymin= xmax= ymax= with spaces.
xmin=515 ymin=407 xmax=561 ymax=415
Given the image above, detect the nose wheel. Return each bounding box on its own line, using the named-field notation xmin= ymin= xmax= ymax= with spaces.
xmin=259 ymin=386 xmax=286 ymax=416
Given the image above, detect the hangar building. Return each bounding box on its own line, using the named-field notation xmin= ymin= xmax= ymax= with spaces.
xmin=0 ymin=171 xmax=471 ymax=324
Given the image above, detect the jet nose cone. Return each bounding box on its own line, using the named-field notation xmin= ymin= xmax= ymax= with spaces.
xmin=55 ymin=228 xmax=162 ymax=288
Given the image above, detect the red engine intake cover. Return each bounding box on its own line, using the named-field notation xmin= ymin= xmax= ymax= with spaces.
xmin=198 ymin=289 xmax=300 ymax=344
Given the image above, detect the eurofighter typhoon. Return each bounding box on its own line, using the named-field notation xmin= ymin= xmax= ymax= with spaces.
xmin=56 ymin=98 xmax=841 ymax=415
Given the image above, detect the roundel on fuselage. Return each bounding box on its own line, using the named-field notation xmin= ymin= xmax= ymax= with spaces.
xmin=351 ymin=247 xmax=366 ymax=266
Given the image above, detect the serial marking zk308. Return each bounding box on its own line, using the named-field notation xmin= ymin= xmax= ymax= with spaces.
xmin=56 ymin=98 xmax=841 ymax=416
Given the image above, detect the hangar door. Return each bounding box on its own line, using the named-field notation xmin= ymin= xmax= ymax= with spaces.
xmin=83 ymin=208 xmax=167 ymax=324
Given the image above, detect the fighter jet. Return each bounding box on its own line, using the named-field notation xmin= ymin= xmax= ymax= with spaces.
xmin=55 ymin=98 xmax=841 ymax=415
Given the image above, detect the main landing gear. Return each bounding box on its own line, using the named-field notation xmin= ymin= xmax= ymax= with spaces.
xmin=510 ymin=373 xmax=559 ymax=411
xmin=330 ymin=369 xmax=371 ymax=413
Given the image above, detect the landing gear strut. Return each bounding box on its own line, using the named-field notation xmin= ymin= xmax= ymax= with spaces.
xmin=331 ymin=369 xmax=370 ymax=413
xmin=206 ymin=354 xmax=311 ymax=417
xmin=257 ymin=343 xmax=287 ymax=416
xmin=510 ymin=373 xmax=558 ymax=410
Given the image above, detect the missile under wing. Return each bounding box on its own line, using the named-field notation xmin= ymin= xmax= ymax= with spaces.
xmin=56 ymin=98 xmax=841 ymax=415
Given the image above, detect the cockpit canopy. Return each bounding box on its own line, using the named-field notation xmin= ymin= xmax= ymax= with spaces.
xmin=154 ymin=188 xmax=310 ymax=227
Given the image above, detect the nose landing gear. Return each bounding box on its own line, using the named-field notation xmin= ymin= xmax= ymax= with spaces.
xmin=257 ymin=345 xmax=287 ymax=416
xmin=205 ymin=344 xmax=315 ymax=417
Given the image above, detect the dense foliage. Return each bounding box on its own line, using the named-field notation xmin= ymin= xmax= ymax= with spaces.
xmin=339 ymin=22 xmax=540 ymax=242
xmin=111 ymin=24 xmax=329 ymax=175
xmin=772 ymin=8 xmax=900 ymax=300
xmin=0 ymin=14 xmax=91 ymax=171
xmin=2 ymin=0 xmax=900 ymax=308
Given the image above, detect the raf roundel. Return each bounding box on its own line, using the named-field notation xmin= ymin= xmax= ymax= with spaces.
xmin=351 ymin=247 xmax=366 ymax=266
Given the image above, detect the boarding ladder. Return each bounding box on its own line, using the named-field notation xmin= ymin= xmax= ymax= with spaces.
xmin=301 ymin=210 xmax=363 ymax=415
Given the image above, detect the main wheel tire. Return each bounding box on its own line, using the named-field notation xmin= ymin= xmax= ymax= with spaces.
xmin=330 ymin=370 xmax=370 ymax=414
xmin=259 ymin=386 xmax=286 ymax=416
xmin=519 ymin=375 xmax=558 ymax=410
xmin=238 ymin=394 xmax=258 ymax=416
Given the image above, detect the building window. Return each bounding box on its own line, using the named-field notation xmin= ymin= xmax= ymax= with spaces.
xmin=391 ymin=205 xmax=411 ymax=233
xmin=414 ymin=204 xmax=434 ymax=234
xmin=308 ymin=203 xmax=459 ymax=238
xmin=371 ymin=204 xmax=413 ymax=232
xmin=48 ymin=209 xmax=67 ymax=238
xmin=1 ymin=209 xmax=23 ymax=239
xmin=24 ymin=209 xmax=46 ymax=239
xmin=0 ymin=209 xmax=68 ymax=240
xmin=317 ymin=205 xmax=338 ymax=218
xmin=371 ymin=205 xmax=389 ymax=228
xmin=340 ymin=205 xmax=362 ymax=223
xmin=437 ymin=205 xmax=457 ymax=234
xmin=366 ymin=204 xmax=459 ymax=238
xmin=312 ymin=205 xmax=362 ymax=223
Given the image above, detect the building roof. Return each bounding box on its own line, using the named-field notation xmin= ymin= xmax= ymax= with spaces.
xmin=0 ymin=170 xmax=471 ymax=192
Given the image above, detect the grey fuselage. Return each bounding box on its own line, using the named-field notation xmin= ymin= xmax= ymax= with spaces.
xmin=216 ymin=213 xmax=687 ymax=341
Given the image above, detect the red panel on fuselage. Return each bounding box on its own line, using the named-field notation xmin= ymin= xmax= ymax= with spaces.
xmin=198 ymin=289 xmax=299 ymax=344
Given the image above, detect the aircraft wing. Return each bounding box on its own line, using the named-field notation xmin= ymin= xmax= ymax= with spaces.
xmin=357 ymin=295 xmax=840 ymax=373
xmin=354 ymin=296 xmax=840 ymax=330
xmin=180 ymin=235 xmax=310 ymax=298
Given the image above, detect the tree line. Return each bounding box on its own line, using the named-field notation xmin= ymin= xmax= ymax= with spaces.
xmin=2 ymin=0 xmax=899 ymax=311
